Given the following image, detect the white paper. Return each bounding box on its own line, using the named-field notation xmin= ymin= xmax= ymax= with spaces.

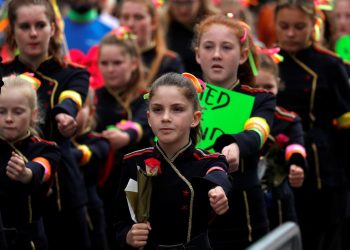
xmin=125 ymin=178 xmax=138 ymax=222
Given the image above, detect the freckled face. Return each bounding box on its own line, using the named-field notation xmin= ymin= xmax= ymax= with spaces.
xmin=196 ymin=24 xmax=247 ymax=89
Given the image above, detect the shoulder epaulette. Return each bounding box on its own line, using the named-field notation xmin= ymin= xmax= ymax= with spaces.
xmin=313 ymin=44 xmax=340 ymax=59
xmin=31 ymin=135 xmax=57 ymax=146
xmin=275 ymin=106 xmax=298 ymax=122
xmin=67 ymin=61 xmax=86 ymax=69
xmin=123 ymin=147 xmax=154 ymax=160
xmin=164 ymin=50 xmax=177 ymax=59
xmin=193 ymin=149 xmax=221 ymax=160
xmin=241 ymin=84 xmax=269 ymax=93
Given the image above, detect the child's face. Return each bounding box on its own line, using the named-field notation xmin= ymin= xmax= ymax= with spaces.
xmin=98 ymin=45 xmax=138 ymax=90
xmin=0 ymin=89 xmax=35 ymax=142
xmin=120 ymin=1 xmax=155 ymax=49
xmin=196 ymin=24 xmax=247 ymax=89
xmin=275 ymin=7 xmax=314 ymax=54
xmin=14 ymin=5 xmax=54 ymax=63
xmin=255 ymin=69 xmax=279 ymax=96
xmin=147 ymin=86 xmax=201 ymax=150
xmin=333 ymin=0 xmax=350 ymax=39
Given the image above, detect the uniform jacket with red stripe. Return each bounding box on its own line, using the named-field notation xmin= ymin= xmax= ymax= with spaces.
xmin=0 ymin=133 xmax=60 ymax=228
xmin=114 ymin=141 xmax=231 ymax=249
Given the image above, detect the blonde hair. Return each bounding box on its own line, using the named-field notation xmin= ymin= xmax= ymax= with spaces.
xmin=1 ymin=75 xmax=40 ymax=133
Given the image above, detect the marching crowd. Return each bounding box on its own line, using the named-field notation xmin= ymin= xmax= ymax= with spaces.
xmin=0 ymin=0 xmax=350 ymax=250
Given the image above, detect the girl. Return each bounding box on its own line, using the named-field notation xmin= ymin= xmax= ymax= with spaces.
xmin=95 ymin=27 xmax=154 ymax=248
xmin=274 ymin=1 xmax=350 ymax=249
xmin=0 ymin=75 xmax=60 ymax=250
xmin=71 ymin=88 xmax=110 ymax=250
xmin=119 ymin=0 xmax=184 ymax=85
xmin=114 ymin=72 xmax=231 ymax=249
xmin=159 ymin=0 xmax=219 ymax=77
xmin=330 ymin=0 xmax=350 ymax=47
xmin=254 ymin=53 xmax=306 ymax=229
xmin=3 ymin=0 xmax=90 ymax=249
xmin=194 ymin=14 xmax=276 ymax=249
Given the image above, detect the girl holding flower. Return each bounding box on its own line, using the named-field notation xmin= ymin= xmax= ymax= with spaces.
xmin=114 ymin=72 xmax=231 ymax=249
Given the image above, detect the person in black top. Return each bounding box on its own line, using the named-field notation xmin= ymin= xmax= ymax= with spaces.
xmin=3 ymin=0 xmax=90 ymax=249
xmin=119 ymin=0 xmax=184 ymax=85
xmin=71 ymin=88 xmax=110 ymax=250
xmin=254 ymin=53 xmax=306 ymax=229
xmin=194 ymin=15 xmax=276 ymax=249
xmin=0 ymin=75 xmax=61 ymax=250
xmin=159 ymin=0 xmax=219 ymax=77
xmin=95 ymin=28 xmax=154 ymax=248
xmin=274 ymin=1 xmax=350 ymax=249
xmin=114 ymin=72 xmax=231 ymax=249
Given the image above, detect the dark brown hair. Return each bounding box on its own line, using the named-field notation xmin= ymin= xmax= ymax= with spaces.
xmin=148 ymin=73 xmax=202 ymax=145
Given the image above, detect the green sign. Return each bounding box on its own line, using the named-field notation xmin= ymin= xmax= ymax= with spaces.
xmin=335 ymin=35 xmax=350 ymax=63
xmin=197 ymin=83 xmax=255 ymax=152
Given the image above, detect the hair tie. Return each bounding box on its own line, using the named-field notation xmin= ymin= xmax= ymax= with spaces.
xmin=257 ymin=46 xmax=284 ymax=64
xmin=18 ymin=72 xmax=41 ymax=90
xmin=240 ymin=28 xmax=248 ymax=44
xmin=314 ymin=0 xmax=334 ymax=11
xmin=109 ymin=26 xmax=134 ymax=40
xmin=143 ymin=93 xmax=149 ymax=100
xmin=182 ymin=72 xmax=206 ymax=93
xmin=152 ymin=0 xmax=164 ymax=8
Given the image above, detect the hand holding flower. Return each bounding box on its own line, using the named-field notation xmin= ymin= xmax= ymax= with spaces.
xmin=208 ymin=186 xmax=229 ymax=215
xmin=126 ymin=222 xmax=151 ymax=248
